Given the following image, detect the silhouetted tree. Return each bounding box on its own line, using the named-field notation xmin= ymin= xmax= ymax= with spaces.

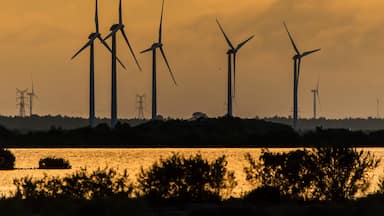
xmin=137 ymin=153 xmax=237 ymax=202
xmin=244 ymin=147 xmax=379 ymax=201
xmin=13 ymin=168 xmax=133 ymax=199
xmin=244 ymin=149 xmax=315 ymax=201
xmin=0 ymin=148 xmax=15 ymax=170
xmin=38 ymin=157 xmax=71 ymax=169
xmin=311 ymin=147 xmax=379 ymax=201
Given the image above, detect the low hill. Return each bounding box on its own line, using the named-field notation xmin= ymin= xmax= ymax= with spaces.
xmin=2 ymin=118 xmax=297 ymax=147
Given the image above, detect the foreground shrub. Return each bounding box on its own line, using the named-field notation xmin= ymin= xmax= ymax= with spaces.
xmin=39 ymin=157 xmax=71 ymax=169
xmin=13 ymin=168 xmax=133 ymax=199
xmin=137 ymin=153 xmax=237 ymax=202
xmin=311 ymin=147 xmax=379 ymax=201
xmin=243 ymin=186 xmax=284 ymax=203
xmin=0 ymin=148 xmax=15 ymax=170
xmin=244 ymin=147 xmax=379 ymax=201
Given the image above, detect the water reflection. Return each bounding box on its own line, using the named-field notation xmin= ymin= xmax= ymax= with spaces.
xmin=1 ymin=148 xmax=384 ymax=197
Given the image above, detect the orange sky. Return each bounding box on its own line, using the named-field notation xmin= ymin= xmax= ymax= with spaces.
xmin=1 ymin=0 xmax=384 ymax=119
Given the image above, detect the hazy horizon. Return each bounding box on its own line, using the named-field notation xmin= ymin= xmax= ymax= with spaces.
xmin=2 ymin=0 xmax=384 ymax=119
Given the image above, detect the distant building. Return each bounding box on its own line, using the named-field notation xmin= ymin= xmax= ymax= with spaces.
xmin=156 ymin=115 xmax=164 ymax=121
xmin=191 ymin=112 xmax=208 ymax=120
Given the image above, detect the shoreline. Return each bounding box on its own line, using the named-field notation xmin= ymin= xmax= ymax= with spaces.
xmin=4 ymin=145 xmax=384 ymax=149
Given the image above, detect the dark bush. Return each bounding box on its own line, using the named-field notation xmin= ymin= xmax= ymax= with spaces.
xmin=13 ymin=167 xmax=133 ymax=199
xmin=310 ymin=147 xmax=379 ymax=201
xmin=0 ymin=148 xmax=15 ymax=170
xmin=137 ymin=153 xmax=237 ymax=202
xmin=38 ymin=157 xmax=71 ymax=169
xmin=244 ymin=147 xmax=379 ymax=201
xmin=243 ymin=186 xmax=284 ymax=203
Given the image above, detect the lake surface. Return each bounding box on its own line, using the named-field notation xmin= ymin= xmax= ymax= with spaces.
xmin=1 ymin=148 xmax=384 ymax=197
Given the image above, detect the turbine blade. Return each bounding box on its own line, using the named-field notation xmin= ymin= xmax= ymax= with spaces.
xmin=97 ymin=36 xmax=127 ymax=70
xmin=30 ymin=73 xmax=34 ymax=94
xmin=216 ymin=19 xmax=234 ymax=50
xmin=317 ymin=79 xmax=320 ymax=105
xmin=103 ymin=30 xmax=114 ymax=41
xmin=159 ymin=0 xmax=165 ymax=43
xmin=95 ymin=0 xmax=99 ymax=33
xmin=316 ymin=79 xmax=320 ymax=91
xmin=160 ymin=47 xmax=177 ymax=85
xmin=119 ymin=0 xmax=123 ymax=25
xmin=283 ymin=22 xmax=300 ymax=55
xmin=141 ymin=47 xmax=153 ymax=54
xmin=302 ymin=49 xmax=321 ymax=57
xmin=71 ymin=40 xmax=91 ymax=60
xmin=236 ymin=35 xmax=255 ymax=50
xmin=317 ymin=91 xmax=320 ymax=106
xmin=121 ymin=29 xmax=142 ymax=71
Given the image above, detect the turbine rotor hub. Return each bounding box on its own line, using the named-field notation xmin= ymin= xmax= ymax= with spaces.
xmin=110 ymin=24 xmax=120 ymax=31
xmin=152 ymin=43 xmax=162 ymax=49
xmin=88 ymin=33 xmax=99 ymax=39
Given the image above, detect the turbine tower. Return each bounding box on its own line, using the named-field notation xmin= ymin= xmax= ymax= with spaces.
xmin=216 ymin=19 xmax=254 ymax=118
xmin=311 ymin=80 xmax=320 ymax=119
xmin=71 ymin=0 xmax=126 ymax=128
xmin=104 ymin=0 xmax=142 ymax=128
xmin=27 ymin=81 xmax=38 ymax=116
xmin=17 ymin=89 xmax=28 ymax=118
xmin=284 ymin=22 xmax=320 ymax=129
xmin=141 ymin=0 xmax=177 ymax=120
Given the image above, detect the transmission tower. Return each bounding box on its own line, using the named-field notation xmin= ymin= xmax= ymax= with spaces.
xmin=16 ymin=88 xmax=28 ymax=117
xmin=136 ymin=94 xmax=145 ymax=119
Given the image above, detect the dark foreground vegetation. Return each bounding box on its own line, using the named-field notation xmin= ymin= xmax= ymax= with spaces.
xmin=3 ymin=198 xmax=384 ymax=216
xmin=38 ymin=157 xmax=71 ymax=169
xmin=3 ymin=117 xmax=384 ymax=147
xmin=0 ymin=148 xmax=15 ymax=170
xmin=3 ymin=148 xmax=384 ymax=215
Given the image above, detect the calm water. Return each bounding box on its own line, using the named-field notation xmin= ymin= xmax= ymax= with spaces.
xmin=1 ymin=148 xmax=384 ymax=197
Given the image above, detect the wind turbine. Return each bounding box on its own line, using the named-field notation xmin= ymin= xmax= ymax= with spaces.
xmin=284 ymin=22 xmax=320 ymax=128
xmin=311 ymin=80 xmax=320 ymax=119
xmin=71 ymin=0 xmax=126 ymax=128
xmin=27 ymin=80 xmax=38 ymax=117
xmin=104 ymin=0 xmax=142 ymax=128
xmin=216 ymin=19 xmax=254 ymax=117
xmin=141 ymin=0 xmax=177 ymax=120
xmin=377 ymin=98 xmax=380 ymax=119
